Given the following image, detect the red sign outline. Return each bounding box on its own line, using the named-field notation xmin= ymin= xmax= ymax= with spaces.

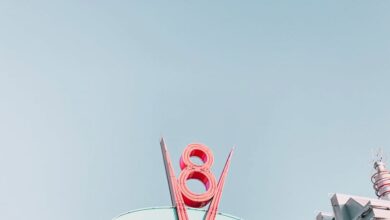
xmin=160 ymin=138 xmax=234 ymax=220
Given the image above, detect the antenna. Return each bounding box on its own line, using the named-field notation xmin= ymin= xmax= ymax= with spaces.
xmin=372 ymin=147 xmax=386 ymax=164
xmin=371 ymin=148 xmax=390 ymax=200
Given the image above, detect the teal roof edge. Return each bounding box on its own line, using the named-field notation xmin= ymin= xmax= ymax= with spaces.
xmin=112 ymin=206 xmax=242 ymax=220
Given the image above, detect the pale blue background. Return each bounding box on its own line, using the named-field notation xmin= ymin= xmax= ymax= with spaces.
xmin=1 ymin=1 xmax=390 ymax=220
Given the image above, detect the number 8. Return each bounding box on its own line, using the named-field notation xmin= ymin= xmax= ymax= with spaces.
xmin=178 ymin=143 xmax=217 ymax=208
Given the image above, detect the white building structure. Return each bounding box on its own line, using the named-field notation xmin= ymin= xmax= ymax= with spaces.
xmin=317 ymin=159 xmax=390 ymax=220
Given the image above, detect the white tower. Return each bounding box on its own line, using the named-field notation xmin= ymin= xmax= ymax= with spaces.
xmin=372 ymin=160 xmax=390 ymax=200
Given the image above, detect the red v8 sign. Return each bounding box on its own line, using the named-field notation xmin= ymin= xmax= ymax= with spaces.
xmin=160 ymin=138 xmax=234 ymax=220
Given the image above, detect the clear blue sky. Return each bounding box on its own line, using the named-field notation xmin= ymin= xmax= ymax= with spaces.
xmin=1 ymin=1 xmax=390 ymax=220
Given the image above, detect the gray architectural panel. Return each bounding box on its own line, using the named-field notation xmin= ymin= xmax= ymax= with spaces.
xmin=318 ymin=194 xmax=390 ymax=220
